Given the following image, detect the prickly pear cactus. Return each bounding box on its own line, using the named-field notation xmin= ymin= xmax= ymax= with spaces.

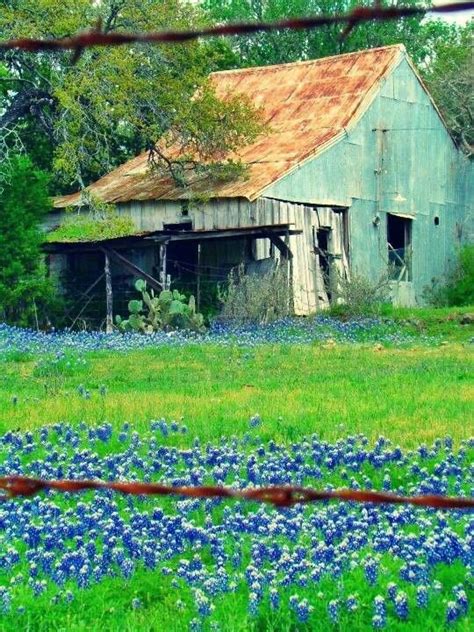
xmin=115 ymin=279 xmax=206 ymax=333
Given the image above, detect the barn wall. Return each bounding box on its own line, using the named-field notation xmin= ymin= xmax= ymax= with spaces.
xmin=116 ymin=197 xmax=345 ymax=316
xmin=263 ymin=56 xmax=472 ymax=305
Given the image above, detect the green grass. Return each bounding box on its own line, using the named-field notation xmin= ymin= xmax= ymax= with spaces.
xmin=1 ymin=343 xmax=472 ymax=447
xmin=381 ymin=305 xmax=474 ymax=343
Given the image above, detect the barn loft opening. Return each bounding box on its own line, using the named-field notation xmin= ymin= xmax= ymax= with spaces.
xmin=163 ymin=220 xmax=193 ymax=231
xmin=387 ymin=213 xmax=412 ymax=281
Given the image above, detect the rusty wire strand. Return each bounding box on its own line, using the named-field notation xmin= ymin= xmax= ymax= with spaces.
xmin=0 ymin=476 xmax=472 ymax=509
xmin=0 ymin=3 xmax=472 ymax=55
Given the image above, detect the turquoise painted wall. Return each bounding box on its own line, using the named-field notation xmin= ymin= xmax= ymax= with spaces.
xmin=263 ymin=54 xmax=472 ymax=304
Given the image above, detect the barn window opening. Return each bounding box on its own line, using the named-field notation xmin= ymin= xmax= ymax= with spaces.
xmin=181 ymin=201 xmax=190 ymax=217
xmin=434 ymin=216 xmax=440 ymax=226
xmin=387 ymin=214 xmax=412 ymax=281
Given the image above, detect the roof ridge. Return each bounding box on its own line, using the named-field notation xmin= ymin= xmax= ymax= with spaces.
xmin=210 ymin=44 xmax=405 ymax=77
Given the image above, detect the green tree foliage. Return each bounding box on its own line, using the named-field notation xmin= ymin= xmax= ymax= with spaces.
xmin=0 ymin=0 xmax=264 ymax=193
xmin=421 ymin=21 xmax=473 ymax=156
xmin=203 ymin=0 xmax=434 ymax=68
xmin=203 ymin=1 xmax=472 ymax=153
xmin=0 ymin=156 xmax=57 ymax=326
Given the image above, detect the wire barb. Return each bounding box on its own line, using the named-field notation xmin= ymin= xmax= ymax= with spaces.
xmin=0 ymin=3 xmax=472 ymax=53
xmin=0 ymin=476 xmax=472 ymax=509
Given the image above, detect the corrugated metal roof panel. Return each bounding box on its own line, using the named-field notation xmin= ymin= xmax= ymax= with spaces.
xmin=54 ymin=45 xmax=405 ymax=208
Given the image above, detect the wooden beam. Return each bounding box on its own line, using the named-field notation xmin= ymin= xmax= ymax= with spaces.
xmin=264 ymin=233 xmax=293 ymax=260
xmin=104 ymin=252 xmax=113 ymax=334
xmin=102 ymin=247 xmax=163 ymax=292
xmin=146 ymin=227 xmax=302 ymax=244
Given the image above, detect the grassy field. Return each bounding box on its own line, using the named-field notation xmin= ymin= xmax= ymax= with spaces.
xmin=0 ymin=312 xmax=472 ymax=631
xmin=1 ymin=343 xmax=472 ymax=446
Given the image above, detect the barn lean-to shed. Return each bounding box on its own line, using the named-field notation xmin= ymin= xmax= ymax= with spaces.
xmin=47 ymin=44 xmax=473 ymax=320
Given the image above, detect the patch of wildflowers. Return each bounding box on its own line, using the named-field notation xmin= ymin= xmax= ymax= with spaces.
xmin=0 ymin=420 xmax=470 ymax=628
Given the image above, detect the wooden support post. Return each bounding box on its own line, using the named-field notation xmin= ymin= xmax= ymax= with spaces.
xmin=159 ymin=242 xmax=168 ymax=290
xmin=285 ymin=230 xmax=293 ymax=314
xmin=104 ymin=251 xmax=113 ymax=334
xmin=196 ymin=242 xmax=202 ymax=312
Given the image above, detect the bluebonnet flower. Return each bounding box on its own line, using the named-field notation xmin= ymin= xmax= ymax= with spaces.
xmin=189 ymin=619 xmax=202 ymax=632
xmin=0 ymin=316 xmax=431 ymax=356
xmin=327 ymin=599 xmax=339 ymax=623
xmin=446 ymin=601 xmax=460 ymax=624
xmin=364 ymin=557 xmax=379 ymax=585
xmin=372 ymin=615 xmax=385 ymax=629
xmin=453 ymin=585 xmax=468 ymax=615
xmin=194 ymin=589 xmax=214 ymax=617
xmin=394 ymin=591 xmax=409 ymax=620
xmin=248 ymin=592 xmax=260 ymax=616
xmin=387 ymin=582 xmax=398 ymax=601
xmin=416 ymin=585 xmax=428 ymax=608
xmin=0 ymin=587 xmax=12 ymax=613
xmin=289 ymin=595 xmax=313 ymax=623
xmin=346 ymin=594 xmax=359 ymax=612
xmin=269 ymin=587 xmax=279 ymax=610
xmin=373 ymin=595 xmax=386 ymax=617
xmin=249 ymin=415 xmax=262 ymax=428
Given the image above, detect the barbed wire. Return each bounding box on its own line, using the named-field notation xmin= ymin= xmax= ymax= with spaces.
xmin=0 ymin=3 xmax=472 ymax=58
xmin=0 ymin=476 xmax=472 ymax=509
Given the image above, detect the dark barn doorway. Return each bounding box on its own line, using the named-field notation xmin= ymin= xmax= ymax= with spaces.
xmin=387 ymin=213 xmax=412 ymax=281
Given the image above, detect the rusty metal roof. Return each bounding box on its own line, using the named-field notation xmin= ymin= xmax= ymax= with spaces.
xmin=54 ymin=45 xmax=404 ymax=208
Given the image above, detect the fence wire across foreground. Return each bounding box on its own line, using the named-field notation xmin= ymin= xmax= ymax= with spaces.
xmin=0 ymin=476 xmax=473 ymax=509
xmin=0 ymin=2 xmax=473 ymax=55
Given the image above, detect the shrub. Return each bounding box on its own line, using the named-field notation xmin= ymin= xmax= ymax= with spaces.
xmin=217 ymin=262 xmax=291 ymax=324
xmin=330 ymin=272 xmax=391 ymax=318
xmin=425 ymin=245 xmax=474 ymax=307
xmin=116 ymin=279 xmax=205 ymax=333
xmin=0 ymin=155 xmax=60 ymax=327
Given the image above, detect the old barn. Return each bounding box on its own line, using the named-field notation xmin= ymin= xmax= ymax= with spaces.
xmin=46 ymin=44 xmax=472 ymax=320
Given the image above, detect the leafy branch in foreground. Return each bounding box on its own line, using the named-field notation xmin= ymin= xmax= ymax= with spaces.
xmin=0 ymin=0 xmax=265 ymax=192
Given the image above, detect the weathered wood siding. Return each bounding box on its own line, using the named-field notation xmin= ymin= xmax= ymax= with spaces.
xmin=113 ymin=197 xmax=348 ymax=315
xmin=264 ymin=56 xmax=473 ymax=305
